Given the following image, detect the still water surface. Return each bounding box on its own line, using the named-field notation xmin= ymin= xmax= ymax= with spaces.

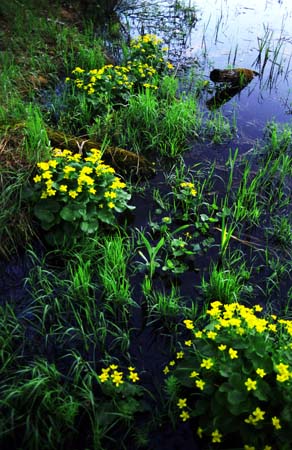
xmin=121 ymin=0 xmax=292 ymax=140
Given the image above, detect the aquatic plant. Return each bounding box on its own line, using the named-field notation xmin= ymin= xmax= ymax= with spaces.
xmin=66 ymin=34 xmax=174 ymax=112
xmin=165 ymin=301 xmax=292 ymax=449
xmin=28 ymin=147 xmax=133 ymax=244
xmin=0 ymin=354 xmax=144 ymax=450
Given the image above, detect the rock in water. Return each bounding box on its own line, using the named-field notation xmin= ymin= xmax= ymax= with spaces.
xmin=210 ymin=68 xmax=259 ymax=85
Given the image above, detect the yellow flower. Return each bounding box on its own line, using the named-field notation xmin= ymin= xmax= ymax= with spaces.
xmin=263 ymin=446 xmax=272 ymax=450
xmin=183 ymin=319 xmax=194 ymax=330
xmin=275 ymin=363 xmax=291 ymax=382
xmin=184 ymin=340 xmax=192 ymax=347
xmin=128 ymin=371 xmax=140 ymax=382
xmin=252 ymin=407 xmax=265 ymax=421
xmin=207 ymin=331 xmax=217 ymax=340
xmin=177 ymin=398 xmax=187 ymax=409
xmin=163 ymin=366 xmax=170 ymax=374
xmin=197 ymin=427 xmax=203 ymax=439
xmin=99 ymin=372 xmax=109 ymax=382
xmin=272 ymin=416 xmax=281 ymax=430
xmin=229 ymin=348 xmax=238 ymax=359
xmin=48 ymin=160 xmax=58 ymax=168
xmin=245 ymin=415 xmax=257 ymax=425
xmin=108 ymin=202 xmax=115 ymax=209
xmin=245 ymin=378 xmax=257 ymax=391
xmin=89 ymin=187 xmax=96 ymax=195
xmin=63 ymin=166 xmax=76 ymax=178
xmin=195 ymin=379 xmax=205 ymax=390
xmin=42 ymin=170 xmax=52 ymax=179
xmin=254 ymin=304 xmax=263 ymax=312
xmin=244 ymin=446 xmax=255 ymax=450
xmin=218 ymin=344 xmax=227 ymax=351
xmin=195 ymin=330 xmax=203 ymax=338
xmin=59 ymin=184 xmax=68 ymax=192
xmin=72 ymin=66 xmax=85 ymax=73
xmin=104 ymin=191 xmax=117 ymax=198
xmin=200 ymin=358 xmax=214 ymax=369
xmin=33 ymin=174 xmax=42 ymax=183
xmin=179 ymin=410 xmax=190 ymax=422
xmin=176 ymin=351 xmax=184 ymax=359
xmin=256 ymin=368 xmax=266 ymax=378
xmin=37 ymin=162 xmax=50 ymax=171
xmin=190 ymin=370 xmax=199 ymax=378
xmin=69 ymin=190 xmax=78 ymax=198
xmin=111 ymin=179 xmax=126 ymax=189
xmin=211 ymin=429 xmax=222 ymax=443
xmin=111 ymin=370 xmax=124 ymax=387
xmin=169 ymin=360 xmax=175 ymax=366
xmin=47 ymin=189 xmax=56 ymax=197
xmin=109 ymin=364 xmax=118 ymax=370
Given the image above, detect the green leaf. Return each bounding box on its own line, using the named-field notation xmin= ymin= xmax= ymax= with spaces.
xmin=80 ymin=221 xmax=99 ymax=234
xmin=34 ymin=207 xmax=55 ymax=224
xmin=60 ymin=205 xmax=83 ymax=221
xmin=200 ymin=213 xmax=209 ymax=222
xmin=219 ymin=366 xmax=233 ymax=378
xmin=227 ymin=389 xmax=247 ymax=405
xmin=229 ymin=373 xmax=243 ymax=390
xmin=96 ymin=209 xmax=115 ymax=225
xmin=192 ymin=398 xmax=208 ymax=416
xmin=37 ymin=198 xmax=60 ymax=212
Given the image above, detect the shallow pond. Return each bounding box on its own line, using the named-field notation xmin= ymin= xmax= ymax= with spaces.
xmin=120 ymin=0 xmax=292 ymax=142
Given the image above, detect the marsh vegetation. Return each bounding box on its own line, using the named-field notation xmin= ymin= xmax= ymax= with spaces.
xmin=0 ymin=1 xmax=291 ymax=449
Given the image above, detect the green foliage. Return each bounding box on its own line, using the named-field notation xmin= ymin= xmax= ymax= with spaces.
xmin=117 ymin=90 xmax=200 ymax=156
xmin=66 ymin=34 xmax=174 ymax=114
xmin=164 ymin=301 xmax=292 ymax=449
xmin=266 ymin=214 xmax=292 ymax=251
xmin=201 ymin=260 xmax=252 ymax=303
xmin=26 ymin=147 xmax=133 ymax=244
xmin=205 ymin=110 xmax=234 ymax=144
xmin=0 ymin=167 xmax=34 ymax=258
xmin=97 ymin=234 xmax=133 ymax=310
xmin=23 ymin=104 xmax=51 ymax=162
xmin=0 ymin=356 xmax=145 ymax=450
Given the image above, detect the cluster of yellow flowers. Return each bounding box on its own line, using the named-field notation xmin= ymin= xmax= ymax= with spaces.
xmin=205 ymin=301 xmax=292 ymax=338
xmin=66 ymin=35 xmax=174 ymax=97
xmin=33 ymin=148 xmax=126 ymax=209
xmin=164 ymin=301 xmax=292 ymax=449
xmin=98 ymin=364 xmax=140 ymax=387
xmin=180 ymin=181 xmax=197 ymax=197
xmin=68 ymin=64 xmax=135 ymax=94
xmin=130 ymin=34 xmax=163 ymax=47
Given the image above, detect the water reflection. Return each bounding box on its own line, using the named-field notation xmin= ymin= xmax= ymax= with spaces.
xmin=119 ymin=0 xmax=292 ymax=135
